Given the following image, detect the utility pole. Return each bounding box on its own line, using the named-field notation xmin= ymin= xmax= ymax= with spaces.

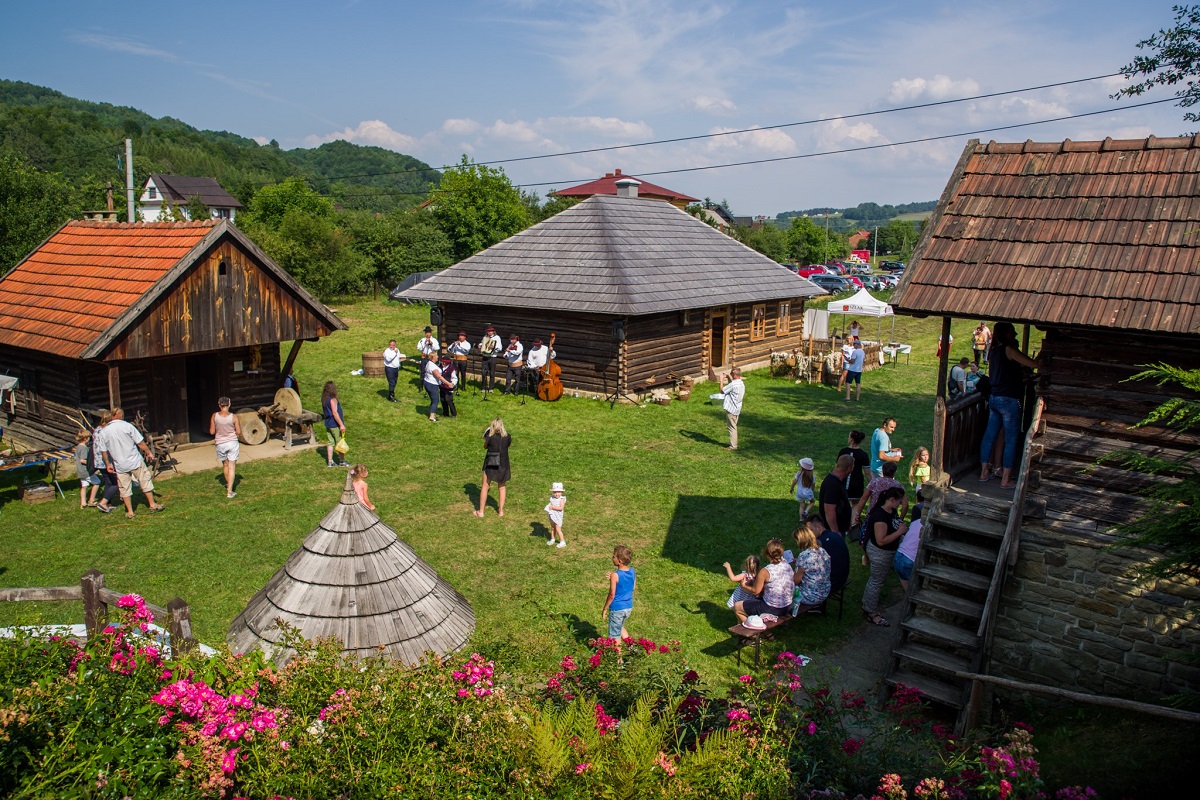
xmin=872 ymin=225 xmax=878 ymax=263
xmin=824 ymin=212 xmax=830 ymax=263
xmin=125 ymin=139 xmax=135 ymax=223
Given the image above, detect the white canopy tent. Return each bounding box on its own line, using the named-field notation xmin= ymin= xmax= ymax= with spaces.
xmin=830 ymin=289 xmax=895 ymax=343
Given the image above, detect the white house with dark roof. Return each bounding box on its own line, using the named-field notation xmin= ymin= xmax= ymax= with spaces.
xmin=138 ymin=174 xmax=244 ymax=222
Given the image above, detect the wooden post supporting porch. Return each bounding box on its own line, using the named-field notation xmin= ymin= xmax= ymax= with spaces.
xmin=106 ymin=364 xmax=121 ymax=409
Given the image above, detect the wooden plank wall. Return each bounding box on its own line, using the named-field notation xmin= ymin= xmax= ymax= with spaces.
xmin=108 ymin=240 xmax=334 ymax=361
xmin=1031 ymin=327 xmax=1200 ymax=536
xmin=440 ymin=304 xmax=619 ymax=395
xmin=0 ymin=346 xmax=85 ymax=449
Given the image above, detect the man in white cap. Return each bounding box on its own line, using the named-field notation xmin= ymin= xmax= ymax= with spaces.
xmin=709 ymin=366 xmax=745 ymax=450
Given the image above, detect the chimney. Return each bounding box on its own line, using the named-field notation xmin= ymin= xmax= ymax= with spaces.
xmin=614 ymin=177 xmax=641 ymax=199
xmin=614 ymin=168 xmax=622 ymax=176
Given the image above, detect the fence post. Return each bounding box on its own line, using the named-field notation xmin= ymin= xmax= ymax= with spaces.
xmin=167 ymin=597 xmax=196 ymax=657
xmin=81 ymin=569 xmax=107 ymax=640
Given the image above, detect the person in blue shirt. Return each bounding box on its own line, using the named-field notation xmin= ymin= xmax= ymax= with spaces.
xmin=870 ymin=417 xmax=901 ymax=476
xmin=603 ymin=545 xmax=636 ymax=640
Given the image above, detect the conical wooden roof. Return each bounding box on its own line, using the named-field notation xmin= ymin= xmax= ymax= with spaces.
xmin=227 ymin=474 xmax=474 ymax=665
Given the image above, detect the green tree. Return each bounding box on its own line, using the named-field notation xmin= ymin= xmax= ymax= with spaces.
xmin=1100 ymin=363 xmax=1200 ymax=580
xmin=869 ymin=219 xmax=918 ymax=256
xmin=732 ymin=223 xmax=786 ymax=262
xmin=185 ymin=194 xmax=209 ymax=221
xmin=240 ymin=178 xmax=369 ymax=299
xmin=343 ymin=209 xmax=453 ymax=288
xmin=784 ymin=216 xmax=848 ymax=264
xmin=1116 ymin=5 xmax=1200 ymax=126
xmin=0 ymin=149 xmax=83 ymax=274
xmin=431 ymin=156 xmax=529 ymax=261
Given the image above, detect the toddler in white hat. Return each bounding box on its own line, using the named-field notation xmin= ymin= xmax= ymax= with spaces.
xmin=790 ymin=457 xmax=816 ymax=519
xmin=545 ymin=482 xmax=567 ymax=548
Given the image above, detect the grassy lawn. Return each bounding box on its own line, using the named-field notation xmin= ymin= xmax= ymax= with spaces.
xmin=0 ymin=295 xmax=993 ymax=683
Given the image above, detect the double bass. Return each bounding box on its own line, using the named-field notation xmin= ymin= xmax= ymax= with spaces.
xmin=537 ymin=332 xmax=564 ymax=401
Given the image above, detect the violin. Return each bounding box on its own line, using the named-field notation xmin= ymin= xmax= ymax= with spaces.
xmin=537 ymin=332 xmax=564 ymax=402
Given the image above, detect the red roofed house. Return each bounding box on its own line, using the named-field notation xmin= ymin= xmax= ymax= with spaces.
xmin=550 ymin=168 xmax=699 ymax=209
xmin=0 ymin=220 xmax=345 ymax=449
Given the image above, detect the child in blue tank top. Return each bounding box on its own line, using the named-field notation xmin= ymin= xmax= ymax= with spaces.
xmin=603 ymin=545 xmax=636 ymax=640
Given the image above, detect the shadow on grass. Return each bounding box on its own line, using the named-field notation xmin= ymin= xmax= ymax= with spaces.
xmin=462 ymin=482 xmax=482 ymax=510
xmin=529 ymin=521 xmax=550 ymax=539
xmin=679 ymin=429 xmax=724 ymax=447
xmin=663 ymin=496 xmax=798 ymax=573
xmin=679 ymin=599 xmax=733 ymax=636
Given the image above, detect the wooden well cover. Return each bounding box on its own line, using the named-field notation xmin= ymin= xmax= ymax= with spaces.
xmin=227 ymin=474 xmax=475 ymax=665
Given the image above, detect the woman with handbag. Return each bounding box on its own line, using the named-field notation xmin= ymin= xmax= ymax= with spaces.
xmin=475 ymin=418 xmax=511 ymax=517
xmin=322 ymin=381 xmax=348 ymax=468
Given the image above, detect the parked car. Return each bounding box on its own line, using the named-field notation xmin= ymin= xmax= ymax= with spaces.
xmin=797 ymin=266 xmax=827 ymax=278
xmin=878 ymin=273 xmax=900 ymax=288
xmin=846 ymin=275 xmax=864 ymax=289
xmin=808 ymin=274 xmax=853 ymax=294
xmin=865 ymin=275 xmax=890 ymax=291
xmin=848 ymin=264 xmax=873 ymax=276
xmin=825 ymin=261 xmax=848 ymax=274
xmin=880 ymin=260 xmax=906 ymax=272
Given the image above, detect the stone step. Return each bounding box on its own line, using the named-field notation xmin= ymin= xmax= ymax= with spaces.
xmin=917 ymin=562 xmax=991 ymax=592
xmin=927 ymin=538 xmax=1000 ymax=565
xmin=910 ymin=588 xmax=984 ymax=620
xmin=927 ymin=509 xmax=1007 ymax=539
xmin=893 ymin=642 xmax=972 ymax=677
xmin=902 ymin=615 xmax=980 ymax=649
xmin=886 ymin=669 xmax=964 ymax=709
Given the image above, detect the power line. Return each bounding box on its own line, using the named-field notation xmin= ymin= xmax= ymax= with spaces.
xmin=305 ymin=96 xmax=1176 ymax=200
xmin=285 ymin=71 xmax=1125 ymax=186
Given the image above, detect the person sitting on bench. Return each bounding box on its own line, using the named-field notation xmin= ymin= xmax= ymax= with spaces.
xmin=732 ymin=538 xmax=795 ymax=623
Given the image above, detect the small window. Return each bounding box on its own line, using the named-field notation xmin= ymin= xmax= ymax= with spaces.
xmin=218 ymin=258 xmax=228 ymax=276
xmin=148 ymin=186 xmax=157 ymax=200
xmin=20 ymin=369 xmax=40 ymax=417
xmin=680 ymin=309 xmax=691 ymax=326
xmin=750 ymin=304 xmax=766 ymax=341
xmin=216 ymin=208 xmax=231 ymax=219
xmin=777 ymin=302 xmax=792 ymax=335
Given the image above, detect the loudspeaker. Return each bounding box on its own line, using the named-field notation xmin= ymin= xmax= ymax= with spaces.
xmin=430 ymin=307 xmax=444 ymax=326
xmin=612 ymin=320 xmax=626 ymax=343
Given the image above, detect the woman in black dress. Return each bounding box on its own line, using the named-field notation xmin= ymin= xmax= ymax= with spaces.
xmin=475 ymin=417 xmax=511 ymax=517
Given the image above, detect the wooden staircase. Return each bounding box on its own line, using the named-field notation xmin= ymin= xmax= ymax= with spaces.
xmin=880 ymin=399 xmax=1046 ymax=731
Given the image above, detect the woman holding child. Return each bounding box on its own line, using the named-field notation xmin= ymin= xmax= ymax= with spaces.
xmin=733 ymin=538 xmax=795 ymax=623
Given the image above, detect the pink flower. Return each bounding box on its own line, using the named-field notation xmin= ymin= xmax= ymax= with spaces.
xmin=221 ymin=748 xmax=239 ymax=774
xmin=280 ymin=741 xmax=290 ymax=751
xmin=726 ymin=708 xmax=751 ymax=722
xmin=574 ymin=763 xmax=591 ymax=775
xmin=559 ymin=655 xmax=577 ymax=672
xmin=841 ymin=737 xmax=863 ymax=755
xmin=457 ymin=688 xmax=470 ymax=698
xmin=999 ymin=779 xmax=1012 ymax=800
xmin=588 ymin=652 xmax=602 ymax=669
xmin=594 ymin=703 xmax=618 ymax=735
xmin=806 ymin=722 xmax=817 ymax=735
xmin=738 ymin=674 xmax=754 ymax=684
xmin=658 ymin=644 xmax=669 ymax=653
xmin=682 ymin=670 xmax=700 ymax=683
xmin=654 ymin=752 xmax=676 ymax=776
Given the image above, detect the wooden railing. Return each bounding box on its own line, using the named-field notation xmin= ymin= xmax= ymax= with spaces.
xmin=935 ymin=392 xmax=989 ymax=480
xmin=963 ymin=397 xmax=1045 ymax=729
xmin=0 ymin=568 xmax=197 ymax=655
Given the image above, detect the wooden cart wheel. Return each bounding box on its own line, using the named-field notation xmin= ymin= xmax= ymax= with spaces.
xmin=273 ymin=387 xmax=303 ymax=417
xmin=237 ymin=411 xmax=268 ymax=445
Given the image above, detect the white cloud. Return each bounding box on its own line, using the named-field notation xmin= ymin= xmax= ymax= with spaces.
xmin=540 ymin=116 xmax=652 ymax=139
xmin=252 ymin=135 xmax=270 ymax=146
xmin=888 ymin=74 xmax=982 ymax=104
xmin=304 ymin=120 xmax=419 ymax=151
xmin=705 ymin=125 xmax=796 ymax=154
xmin=69 ymin=32 xmax=180 ymax=62
xmin=442 ymin=118 xmax=481 ymax=136
xmin=819 ymin=118 xmax=887 ymax=147
xmin=690 ymin=95 xmax=737 ymax=114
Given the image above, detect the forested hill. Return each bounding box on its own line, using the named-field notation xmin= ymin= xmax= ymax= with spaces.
xmin=0 ymin=80 xmax=439 ymax=212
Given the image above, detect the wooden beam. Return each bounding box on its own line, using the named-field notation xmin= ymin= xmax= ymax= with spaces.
xmin=932 ymin=396 xmax=947 ymax=479
xmin=956 ymin=671 xmax=1200 ymax=724
xmin=81 ymin=569 xmax=107 ymax=639
xmin=935 ymin=316 xmax=951 ymax=398
xmin=107 ymin=364 xmax=121 ymax=409
xmin=280 ymin=340 xmax=304 ymax=385
xmin=0 ymin=586 xmax=82 ymax=602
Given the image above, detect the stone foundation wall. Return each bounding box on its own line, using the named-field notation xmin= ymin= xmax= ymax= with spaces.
xmin=991 ymin=525 xmax=1200 ymax=700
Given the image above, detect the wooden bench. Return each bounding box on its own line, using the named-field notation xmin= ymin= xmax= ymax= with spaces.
xmin=728 ymin=614 xmax=793 ymax=667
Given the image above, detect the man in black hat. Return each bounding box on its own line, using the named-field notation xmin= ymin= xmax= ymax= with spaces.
xmin=478 ymin=325 xmax=501 ymax=395
xmin=416 ymin=326 xmax=439 ymax=359
xmin=447 ymin=331 xmax=472 ymax=394
xmin=503 ymin=333 xmax=524 ymax=395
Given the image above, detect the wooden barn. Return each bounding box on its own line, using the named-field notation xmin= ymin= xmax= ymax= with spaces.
xmin=0 ymin=220 xmax=345 ymax=448
xmin=883 ymin=136 xmax=1200 ymax=729
xmin=399 ymin=182 xmax=821 ymax=398
xmin=228 ymin=472 xmax=475 ymax=666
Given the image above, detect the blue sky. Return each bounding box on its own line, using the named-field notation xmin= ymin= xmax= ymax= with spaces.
xmin=0 ymin=0 xmax=1191 ymax=216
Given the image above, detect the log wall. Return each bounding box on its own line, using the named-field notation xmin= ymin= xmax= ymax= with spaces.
xmin=0 ymin=346 xmax=86 ymax=450
xmin=727 ymin=299 xmax=808 ymax=370
xmin=439 ymin=304 xmax=618 ymax=395
xmin=987 ymin=326 xmax=1200 ymax=701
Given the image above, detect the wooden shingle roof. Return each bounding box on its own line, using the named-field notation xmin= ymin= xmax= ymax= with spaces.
xmin=891 ymin=136 xmax=1200 ymax=335
xmin=401 ymin=195 xmax=821 ymax=314
xmin=146 ymin=174 xmax=243 ymax=208
xmin=227 ymin=474 xmax=475 ymax=666
xmin=0 ymin=220 xmax=345 ymax=359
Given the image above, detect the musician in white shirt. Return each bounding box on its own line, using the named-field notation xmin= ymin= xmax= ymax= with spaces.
xmin=447 ymin=332 xmax=472 ymax=393
xmin=478 ymin=325 xmax=502 ymax=394
xmin=416 ymin=326 xmax=439 ymax=358
xmin=524 ymin=339 xmax=556 ymax=395
xmin=504 ymin=334 xmax=525 ymax=395
xmin=382 ymin=340 xmax=403 ymax=402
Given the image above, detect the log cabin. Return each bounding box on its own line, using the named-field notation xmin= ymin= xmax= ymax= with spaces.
xmin=881 ymin=136 xmax=1200 ymax=729
xmin=399 ymin=180 xmax=822 ymax=399
xmin=0 ymin=220 xmax=345 ymax=449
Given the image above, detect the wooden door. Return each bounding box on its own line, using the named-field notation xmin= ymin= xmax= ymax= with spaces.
xmin=148 ymin=357 xmax=188 ymax=437
xmin=710 ymin=313 xmax=728 ymax=368
xmin=186 ymin=353 xmax=224 ymax=441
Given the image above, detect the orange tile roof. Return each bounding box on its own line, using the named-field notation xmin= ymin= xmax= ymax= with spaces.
xmin=0 ymin=221 xmax=216 ymax=359
xmin=891 ymin=136 xmax=1200 ymax=335
xmin=550 ymin=168 xmax=699 ymax=204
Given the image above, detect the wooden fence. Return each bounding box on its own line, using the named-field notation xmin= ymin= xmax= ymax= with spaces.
xmin=936 ymin=392 xmax=990 ymax=479
xmin=0 ymin=568 xmax=198 ymax=656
